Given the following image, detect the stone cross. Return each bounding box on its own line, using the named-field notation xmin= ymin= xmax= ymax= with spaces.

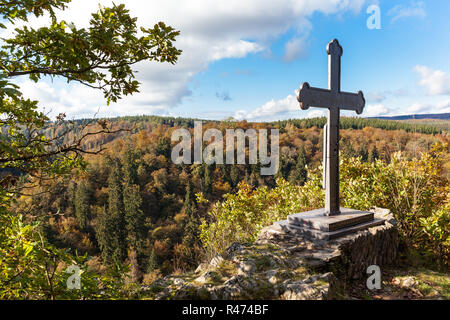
xmin=297 ymin=39 xmax=365 ymax=216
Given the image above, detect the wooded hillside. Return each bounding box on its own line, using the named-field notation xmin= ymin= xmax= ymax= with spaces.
xmin=9 ymin=116 xmax=448 ymax=285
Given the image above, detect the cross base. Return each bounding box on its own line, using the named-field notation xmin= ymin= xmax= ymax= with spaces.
xmin=269 ymin=208 xmax=385 ymax=241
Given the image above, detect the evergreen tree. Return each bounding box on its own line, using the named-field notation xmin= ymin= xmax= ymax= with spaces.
xmin=217 ymin=164 xmax=227 ymax=179
xmin=74 ymin=181 xmax=91 ymax=230
xmin=182 ymin=213 xmax=200 ymax=250
xmin=358 ymin=144 xmax=369 ymax=162
xmin=181 ymin=210 xmax=201 ymax=267
xmin=244 ymin=169 xmax=250 ymax=184
xmin=95 ymin=206 xmax=114 ymax=265
xmin=156 ymin=136 xmax=171 ymax=158
xmin=122 ymin=149 xmax=146 ymax=257
xmin=203 ymin=164 xmax=212 ymax=194
xmin=276 ymin=154 xmax=290 ymax=180
xmin=184 ymin=181 xmax=195 ymax=215
xmin=101 ymin=160 xmax=127 ymax=264
xmin=123 ymin=184 xmax=145 ymax=252
xmin=289 ymin=146 xmax=307 ymax=185
xmin=230 ymin=165 xmax=239 ymax=188
xmin=249 ymin=172 xmax=257 ymax=187
xmin=128 ymin=249 xmax=142 ymax=283
xmin=341 ymin=141 xmax=357 ymax=158
xmin=250 ymin=162 xmax=261 ymax=187
xmin=368 ymin=145 xmax=379 ymax=162
xmin=275 ymin=160 xmax=284 ymax=180
xmin=67 ymin=181 xmax=77 ymax=216
xmin=123 ymin=147 xmax=138 ymax=185
xmin=147 ymin=249 xmax=158 ymax=273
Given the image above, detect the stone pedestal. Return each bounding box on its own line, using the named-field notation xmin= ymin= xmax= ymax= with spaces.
xmin=267 ymin=207 xmax=385 ymax=241
xmin=259 ymin=207 xmax=399 ymax=279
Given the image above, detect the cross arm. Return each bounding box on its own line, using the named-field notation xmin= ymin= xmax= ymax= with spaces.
xmin=297 ymin=82 xmax=365 ymax=114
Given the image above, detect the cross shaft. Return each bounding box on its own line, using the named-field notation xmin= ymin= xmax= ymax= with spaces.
xmin=297 ymin=39 xmax=365 ymax=216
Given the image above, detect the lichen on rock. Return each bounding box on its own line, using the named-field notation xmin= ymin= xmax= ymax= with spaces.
xmin=149 ymin=207 xmax=398 ymax=300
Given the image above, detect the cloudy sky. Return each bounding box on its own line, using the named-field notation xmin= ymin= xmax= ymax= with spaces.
xmin=5 ymin=0 xmax=450 ymax=121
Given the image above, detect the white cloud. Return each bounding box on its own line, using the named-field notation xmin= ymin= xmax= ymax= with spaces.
xmin=19 ymin=81 xmax=105 ymax=119
xmin=436 ymin=99 xmax=450 ymax=113
xmin=401 ymin=99 xmax=450 ymax=115
xmin=408 ymin=102 xmax=430 ymax=114
xmin=414 ymin=65 xmax=450 ymax=96
xmin=366 ymin=91 xmax=386 ymax=103
xmin=233 ymin=88 xmax=330 ymax=121
xmin=306 ymin=109 xmax=327 ymax=118
xmin=388 ymin=1 xmax=426 ymax=23
xmin=235 ymin=89 xmax=391 ymax=121
xmin=3 ymin=0 xmax=367 ymax=119
xmin=209 ymin=40 xmax=264 ymax=61
xmin=363 ymin=103 xmax=388 ymax=117
xmin=283 ymin=37 xmax=309 ymax=62
xmin=234 ymin=93 xmax=299 ymax=121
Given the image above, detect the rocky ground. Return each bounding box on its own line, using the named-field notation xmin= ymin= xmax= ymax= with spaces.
xmin=140 ymin=208 xmax=448 ymax=300
xmin=345 ymin=267 xmax=449 ymax=300
xmin=144 ymin=241 xmax=338 ymax=300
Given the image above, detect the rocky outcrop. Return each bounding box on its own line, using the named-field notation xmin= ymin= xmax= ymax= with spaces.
xmin=148 ymin=241 xmax=337 ymax=300
xmin=147 ymin=207 xmax=398 ymax=300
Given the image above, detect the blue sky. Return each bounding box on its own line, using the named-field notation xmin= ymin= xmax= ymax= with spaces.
xmin=5 ymin=0 xmax=450 ymax=121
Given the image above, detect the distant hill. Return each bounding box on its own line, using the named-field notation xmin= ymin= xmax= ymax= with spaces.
xmin=368 ymin=113 xmax=450 ymax=121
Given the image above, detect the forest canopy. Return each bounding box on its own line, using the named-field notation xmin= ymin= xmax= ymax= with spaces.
xmin=0 ymin=0 xmax=448 ymax=301
xmin=0 ymin=0 xmax=181 ymax=299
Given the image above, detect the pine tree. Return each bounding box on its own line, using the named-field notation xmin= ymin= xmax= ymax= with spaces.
xmin=123 ymin=184 xmax=145 ymax=252
xmin=67 ymin=181 xmax=77 ymax=216
xmin=181 ymin=210 xmax=201 ymax=267
xmin=250 ymin=162 xmax=261 ymax=187
xmin=156 ymin=136 xmax=171 ymax=158
xmin=289 ymin=146 xmax=307 ymax=185
xmin=103 ymin=160 xmax=127 ymax=264
xmin=95 ymin=206 xmax=115 ymax=265
xmin=277 ymin=153 xmax=293 ymax=180
xmin=275 ymin=158 xmax=284 ymax=180
xmin=182 ymin=213 xmax=200 ymax=250
xmin=128 ymin=249 xmax=142 ymax=283
xmin=203 ymin=164 xmax=212 ymax=194
xmin=74 ymin=181 xmax=91 ymax=230
xmin=358 ymin=144 xmax=369 ymax=162
xmin=147 ymin=249 xmax=158 ymax=273
xmin=244 ymin=169 xmax=250 ymax=184
xmin=123 ymin=147 xmax=138 ymax=185
xmin=342 ymin=141 xmax=357 ymax=158
xmin=230 ymin=165 xmax=239 ymax=188
xmin=184 ymin=181 xmax=195 ymax=215
xmin=368 ymin=145 xmax=379 ymax=162
xmin=122 ymin=149 xmax=146 ymax=263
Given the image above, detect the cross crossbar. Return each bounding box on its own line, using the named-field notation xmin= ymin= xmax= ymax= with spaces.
xmin=296 ymin=39 xmax=365 ymax=216
xmin=298 ymin=82 xmax=365 ymax=114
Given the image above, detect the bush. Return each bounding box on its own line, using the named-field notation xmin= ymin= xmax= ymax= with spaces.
xmin=199 ymin=173 xmax=323 ymax=261
xmin=0 ymin=210 xmax=131 ymax=299
xmin=200 ymin=143 xmax=449 ymax=268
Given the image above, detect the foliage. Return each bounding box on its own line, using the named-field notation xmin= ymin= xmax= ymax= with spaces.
xmin=0 ymin=0 xmax=180 ymax=299
xmin=199 ymin=175 xmax=323 ymax=261
xmin=419 ymin=197 xmax=449 ymax=268
xmin=0 ymin=210 xmax=130 ymax=299
xmin=74 ymin=180 xmax=91 ymax=230
xmin=1 ymin=3 xmax=181 ymax=103
xmin=10 ymin=116 xmax=448 ymax=280
xmin=0 ymin=0 xmax=181 ymax=191
xmin=277 ymin=117 xmax=447 ymax=135
xmin=200 ymin=143 xmax=449 ymax=267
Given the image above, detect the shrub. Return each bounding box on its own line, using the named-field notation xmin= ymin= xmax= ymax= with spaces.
xmin=200 ymin=143 xmax=449 ymax=267
xmin=199 ymin=173 xmax=323 ymax=261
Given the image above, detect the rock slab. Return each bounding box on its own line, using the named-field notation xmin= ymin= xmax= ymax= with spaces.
xmin=148 ymin=207 xmax=398 ymax=300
